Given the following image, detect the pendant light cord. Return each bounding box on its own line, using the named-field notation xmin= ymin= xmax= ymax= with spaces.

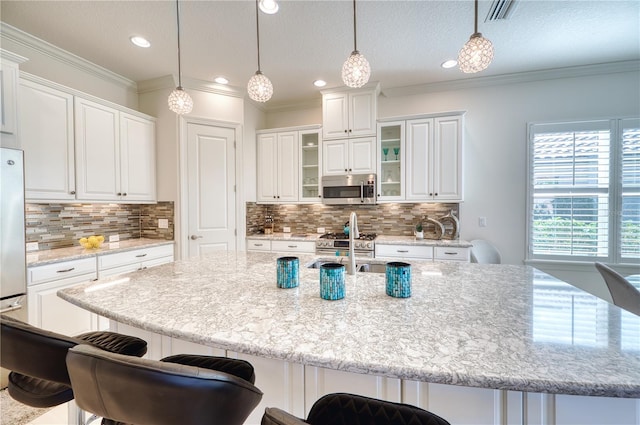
xmin=474 ymin=0 xmax=479 ymax=34
xmin=175 ymin=0 xmax=183 ymax=88
xmin=352 ymin=0 xmax=358 ymax=51
xmin=255 ymin=0 xmax=262 ymax=71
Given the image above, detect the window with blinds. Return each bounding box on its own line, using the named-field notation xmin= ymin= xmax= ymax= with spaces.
xmin=528 ymin=119 xmax=639 ymax=264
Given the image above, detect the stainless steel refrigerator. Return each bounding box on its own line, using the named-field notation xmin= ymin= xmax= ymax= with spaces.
xmin=0 ymin=147 xmax=27 ymax=388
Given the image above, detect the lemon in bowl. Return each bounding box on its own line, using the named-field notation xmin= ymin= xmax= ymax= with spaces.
xmin=79 ymin=235 xmax=105 ymax=249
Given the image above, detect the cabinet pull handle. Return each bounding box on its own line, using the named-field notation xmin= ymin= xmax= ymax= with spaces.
xmin=135 ymin=254 xmax=148 ymax=258
xmin=288 ymin=245 xmax=297 ymax=248
xmin=255 ymin=243 xmax=263 ymax=247
xmin=57 ymin=267 xmax=75 ymax=273
xmin=444 ymin=252 xmax=456 ymax=255
xmin=397 ymin=250 xmax=409 ymax=253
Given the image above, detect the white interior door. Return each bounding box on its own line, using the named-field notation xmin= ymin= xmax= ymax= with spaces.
xmin=186 ymin=122 xmax=236 ymax=257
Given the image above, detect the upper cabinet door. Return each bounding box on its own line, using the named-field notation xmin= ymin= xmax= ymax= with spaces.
xmin=0 ymin=59 xmax=19 ymax=137
xmin=120 ymin=112 xmax=156 ymax=202
xmin=322 ymin=93 xmax=349 ymax=140
xmin=348 ymin=91 xmax=376 ymax=138
xmin=75 ymin=97 xmax=120 ymax=201
xmin=349 ymin=137 xmax=376 ymax=174
xmin=257 ymin=133 xmax=278 ymax=202
xmin=20 ymin=79 xmax=76 ymax=201
xmin=277 ymin=131 xmax=299 ymax=202
xmin=322 ymin=139 xmax=349 ymax=175
xmin=433 ymin=116 xmax=463 ymax=201
xmin=405 ymin=119 xmax=434 ymax=201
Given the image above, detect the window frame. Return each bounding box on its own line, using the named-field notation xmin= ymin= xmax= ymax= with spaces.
xmin=526 ymin=117 xmax=639 ymax=265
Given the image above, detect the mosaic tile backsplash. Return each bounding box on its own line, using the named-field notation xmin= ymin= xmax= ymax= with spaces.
xmin=26 ymin=202 xmax=174 ymax=251
xmin=246 ymin=202 xmax=460 ymax=238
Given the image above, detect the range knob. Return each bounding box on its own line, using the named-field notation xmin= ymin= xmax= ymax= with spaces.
xmin=366 ymin=242 xmax=372 ymax=249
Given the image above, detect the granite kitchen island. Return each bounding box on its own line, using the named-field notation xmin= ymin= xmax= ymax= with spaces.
xmin=59 ymin=251 xmax=640 ymax=425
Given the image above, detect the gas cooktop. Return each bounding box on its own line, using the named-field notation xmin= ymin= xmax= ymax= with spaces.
xmin=319 ymin=232 xmax=377 ymax=241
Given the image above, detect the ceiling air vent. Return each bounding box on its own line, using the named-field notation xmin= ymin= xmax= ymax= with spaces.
xmin=485 ymin=0 xmax=518 ymax=21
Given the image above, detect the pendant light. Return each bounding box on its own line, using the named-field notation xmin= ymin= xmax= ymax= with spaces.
xmin=168 ymin=0 xmax=193 ymax=114
xmin=458 ymin=0 xmax=494 ymax=74
xmin=341 ymin=0 xmax=370 ymax=88
xmin=247 ymin=0 xmax=273 ymax=103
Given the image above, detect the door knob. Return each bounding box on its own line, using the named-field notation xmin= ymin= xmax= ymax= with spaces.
xmin=190 ymin=235 xmax=203 ymax=240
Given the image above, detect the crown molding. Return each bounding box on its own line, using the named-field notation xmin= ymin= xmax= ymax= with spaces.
xmin=0 ymin=22 xmax=137 ymax=91
xmin=381 ymin=61 xmax=640 ymax=98
xmin=137 ymin=74 xmax=244 ymax=99
xmin=0 ymin=48 xmax=28 ymax=64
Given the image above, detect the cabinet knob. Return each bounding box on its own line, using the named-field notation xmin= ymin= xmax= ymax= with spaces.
xmin=435 ymin=193 xmax=438 ymax=196
xmin=344 ymin=169 xmax=348 ymax=172
xmin=273 ymin=196 xmax=276 ymax=199
xmin=70 ymin=191 xmax=76 ymax=195
xmin=349 ymin=168 xmax=352 ymax=172
xmin=117 ymin=192 xmax=122 ymax=196
xmin=348 ymin=129 xmax=352 ymax=133
xmin=277 ymin=196 xmax=280 ymax=199
xmin=123 ymin=193 xmax=127 ymax=196
xmin=344 ymin=130 xmax=348 ymax=133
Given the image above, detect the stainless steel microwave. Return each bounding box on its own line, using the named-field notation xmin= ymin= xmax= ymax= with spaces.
xmin=321 ymin=174 xmax=376 ymax=205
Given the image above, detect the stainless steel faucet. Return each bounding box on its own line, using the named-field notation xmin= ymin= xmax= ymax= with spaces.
xmin=348 ymin=211 xmax=359 ymax=275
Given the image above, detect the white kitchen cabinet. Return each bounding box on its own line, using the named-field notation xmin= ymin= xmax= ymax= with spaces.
xmin=257 ymin=131 xmax=299 ymax=203
xmin=375 ymin=244 xmax=434 ymax=260
xmin=246 ymin=239 xmax=272 ymax=252
xmin=119 ymin=112 xmax=156 ymax=202
xmin=19 ymin=78 xmax=76 ymax=201
xmin=322 ymin=88 xmax=377 ymax=140
xmin=378 ymin=113 xmax=463 ymax=203
xmin=97 ymin=244 xmax=174 ymax=278
xmin=75 ymin=98 xmax=156 ymax=202
xmin=27 ymin=257 xmax=97 ymax=335
xmin=271 ymin=240 xmax=315 ymax=254
xmin=375 ymin=244 xmax=470 ymax=262
xmin=299 ymin=130 xmax=321 ymax=202
xmin=322 ymin=137 xmax=376 ymax=176
xmin=0 ymin=51 xmax=26 ymax=145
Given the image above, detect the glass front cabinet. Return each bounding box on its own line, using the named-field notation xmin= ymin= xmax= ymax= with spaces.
xmin=299 ymin=129 xmax=321 ymax=202
xmin=377 ymin=121 xmax=405 ymax=202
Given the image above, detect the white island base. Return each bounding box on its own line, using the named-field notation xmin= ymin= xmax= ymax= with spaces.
xmin=112 ymin=321 xmax=639 ymax=425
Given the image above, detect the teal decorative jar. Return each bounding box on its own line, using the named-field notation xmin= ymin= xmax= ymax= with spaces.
xmin=276 ymin=256 xmax=299 ymax=289
xmin=385 ymin=262 xmax=411 ymax=298
xmin=319 ymin=263 xmax=345 ymax=300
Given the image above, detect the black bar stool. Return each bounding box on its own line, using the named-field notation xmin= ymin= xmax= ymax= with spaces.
xmin=262 ymin=392 xmax=451 ymax=425
xmin=66 ymin=344 xmax=263 ymax=425
xmin=0 ymin=314 xmax=147 ymax=422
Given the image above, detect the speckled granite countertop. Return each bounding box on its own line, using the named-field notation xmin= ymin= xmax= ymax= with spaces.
xmin=375 ymin=235 xmax=473 ymax=247
xmin=27 ymin=239 xmax=175 ymax=267
xmin=59 ymin=251 xmax=640 ymax=398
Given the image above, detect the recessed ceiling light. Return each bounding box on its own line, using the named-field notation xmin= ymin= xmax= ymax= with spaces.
xmin=259 ymin=0 xmax=279 ymax=14
xmin=313 ymin=80 xmax=327 ymax=87
xmin=130 ymin=36 xmax=151 ymax=48
xmin=214 ymin=76 xmax=229 ymax=85
xmin=441 ymin=59 xmax=458 ymax=69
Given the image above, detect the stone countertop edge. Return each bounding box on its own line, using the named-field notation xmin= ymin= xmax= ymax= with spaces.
xmin=247 ymin=233 xmax=321 ymax=241
xmin=57 ymin=251 xmax=640 ymax=399
xmin=27 ymin=239 xmax=175 ymax=267
xmin=374 ymin=235 xmax=473 ymax=247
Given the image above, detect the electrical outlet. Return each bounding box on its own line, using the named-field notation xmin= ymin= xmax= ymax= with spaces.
xmin=158 ymin=219 xmax=169 ymax=229
xmin=317 ymin=227 xmax=325 ymax=234
xmin=283 ymin=226 xmax=291 ymax=233
xmin=109 ymin=234 xmax=120 ymax=242
xmin=26 ymin=242 xmax=39 ymax=252
xmin=479 ymin=217 xmax=487 ymax=228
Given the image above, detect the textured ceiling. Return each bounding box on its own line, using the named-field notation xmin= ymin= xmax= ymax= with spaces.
xmin=1 ymin=0 xmax=639 ymax=106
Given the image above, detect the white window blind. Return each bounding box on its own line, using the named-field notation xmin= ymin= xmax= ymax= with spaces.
xmin=528 ymin=119 xmax=640 ymax=264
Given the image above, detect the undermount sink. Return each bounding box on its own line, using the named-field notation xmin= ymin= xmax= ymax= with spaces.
xmin=306 ymin=258 xmax=386 ymax=274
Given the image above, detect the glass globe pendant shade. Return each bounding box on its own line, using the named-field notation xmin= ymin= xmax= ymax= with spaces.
xmin=458 ymin=33 xmax=494 ymax=74
xmin=341 ymin=50 xmax=371 ymax=88
xmin=247 ymin=71 xmax=273 ymax=103
xmin=168 ymin=87 xmax=193 ymax=114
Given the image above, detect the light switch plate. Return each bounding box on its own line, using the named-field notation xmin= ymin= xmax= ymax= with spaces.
xmin=283 ymin=227 xmax=291 ymax=233
xmin=317 ymin=227 xmax=325 ymax=234
xmin=479 ymin=217 xmax=487 ymax=227
xmin=26 ymin=242 xmax=39 ymax=252
xmin=158 ymin=219 xmax=169 ymax=229
xmin=109 ymin=234 xmax=120 ymax=242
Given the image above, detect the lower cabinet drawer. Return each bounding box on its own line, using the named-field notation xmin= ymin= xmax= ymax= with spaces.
xmin=271 ymin=240 xmax=315 ymax=253
xmin=247 ymin=239 xmax=272 ymax=251
xmin=434 ymin=247 xmax=470 ymax=261
xmin=98 ymin=244 xmax=174 ymax=269
xmin=28 ymin=257 xmax=97 ymax=285
xmin=375 ymin=245 xmax=434 ymax=259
